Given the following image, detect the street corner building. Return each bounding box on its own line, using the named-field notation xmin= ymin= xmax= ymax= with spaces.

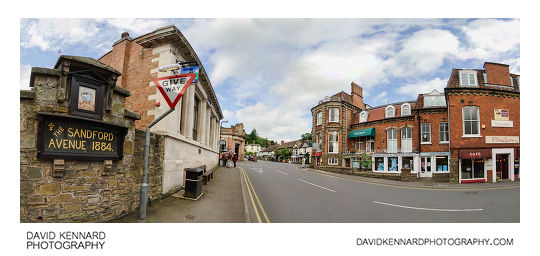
xmin=20 ymin=25 xmax=223 ymax=222
xmin=219 ymin=123 xmax=246 ymax=160
xmin=99 ymin=25 xmax=223 ymax=196
xmin=311 ymin=62 xmax=520 ymax=184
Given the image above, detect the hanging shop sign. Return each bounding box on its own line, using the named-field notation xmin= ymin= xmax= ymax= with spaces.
xmin=180 ymin=66 xmax=199 ymax=84
xmin=491 ymin=120 xmax=513 ymax=127
xmin=494 ymin=109 xmax=509 ymax=121
xmin=37 ymin=113 xmax=128 ymax=160
xmin=485 ymin=136 xmax=519 ymax=144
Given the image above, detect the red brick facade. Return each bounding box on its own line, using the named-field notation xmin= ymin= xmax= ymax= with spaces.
xmin=99 ymin=35 xmax=160 ymax=129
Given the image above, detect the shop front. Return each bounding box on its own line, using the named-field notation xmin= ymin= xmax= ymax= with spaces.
xmin=491 ymin=148 xmax=515 ymax=183
xmin=313 ymin=152 xmax=322 ymax=166
xmin=418 ymin=152 xmax=450 ymax=178
xmin=372 ymin=152 xmax=418 ymax=173
xmin=458 ymin=149 xmax=491 ymax=183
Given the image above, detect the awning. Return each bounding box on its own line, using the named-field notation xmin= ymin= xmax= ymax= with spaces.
xmin=459 ymin=149 xmax=492 ymax=159
xmin=349 ymin=128 xmax=375 ymax=138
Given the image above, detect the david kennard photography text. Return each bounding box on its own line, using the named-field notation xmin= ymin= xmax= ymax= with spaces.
xmin=27 ymin=231 xmax=106 ymax=250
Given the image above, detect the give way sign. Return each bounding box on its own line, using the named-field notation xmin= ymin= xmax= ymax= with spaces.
xmin=153 ymin=73 xmax=197 ymax=109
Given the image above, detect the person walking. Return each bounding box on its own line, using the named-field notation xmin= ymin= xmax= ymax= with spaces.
xmin=233 ymin=153 xmax=238 ymax=167
xmin=218 ymin=152 xmax=222 ymax=167
xmin=301 ymin=157 xmax=305 ymax=168
xmin=223 ymin=153 xmax=228 ymax=167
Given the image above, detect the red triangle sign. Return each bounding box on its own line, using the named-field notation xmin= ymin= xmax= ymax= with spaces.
xmin=153 ymin=73 xmax=197 ymax=109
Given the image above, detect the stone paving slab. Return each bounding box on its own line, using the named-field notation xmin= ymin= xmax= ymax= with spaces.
xmin=110 ymin=166 xmax=246 ymax=223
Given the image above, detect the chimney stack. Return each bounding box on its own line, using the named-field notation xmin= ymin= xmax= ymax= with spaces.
xmin=281 ymin=140 xmax=285 ymax=145
xmin=484 ymin=62 xmax=511 ymax=86
xmin=351 ymin=82 xmax=365 ymax=109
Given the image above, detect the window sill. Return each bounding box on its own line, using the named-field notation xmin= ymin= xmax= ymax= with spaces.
xmin=328 ymin=121 xmax=339 ymax=124
xmin=462 ymin=135 xmax=482 ymax=138
xmin=439 ymin=142 xmax=449 ymax=144
xmin=421 ymin=142 xmax=432 ymax=145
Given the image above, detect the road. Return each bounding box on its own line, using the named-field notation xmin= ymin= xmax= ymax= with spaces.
xmin=238 ymin=160 xmax=519 ymax=223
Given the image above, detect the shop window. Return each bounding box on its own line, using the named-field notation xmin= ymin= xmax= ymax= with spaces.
xmin=387 ymin=128 xmax=397 ymax=153
xmin=388 ymin=157 xmax=398 ymax=172
xmin=436 ymin=156 xmax=449 ymax=172
xmin=316 ymin=111 xmax=322 ymax=126
xmin=459 ymin=70 xmax=478 ymax=86
xmin=375 ymin=157 xmax=384 ymax=171
xmin=354 ymin=140 xmax=363 ymax=151
xmin=462 ymin=106 xmax=480 ymax=136
xmin=461 ymin=158 xmax=485 ymax=179
xmin=329 ymin=108 xmax=339 ymax=123
xmin=402 ymin=157 xmax=414 ymax=169
xmin=440 ymin=122 xmax=449 ymax=143
xmin=328 ymin=157 xmax=338 ymax=165
xmin=421 ymin=123 xmax=431 ymax=143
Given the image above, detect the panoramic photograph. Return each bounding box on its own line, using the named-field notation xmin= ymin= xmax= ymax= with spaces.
xmin=19 ymin=18 xmax=520 ymax=224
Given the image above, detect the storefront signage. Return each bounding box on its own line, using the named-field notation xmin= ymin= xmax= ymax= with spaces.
xmin=491 ymin=120 xmax=513 ymax=127
xmin=313 ymin=152 xmax=322 ymax=156
xmin=459 ymin=149 xmax=491 ymax=159
xmin=494 ymin=109 xmax=509 ymax=121
xmin=485 ymin=136 xmax=519 ymax=144
xmin=38 ymin=113 xmax=128 ymax=160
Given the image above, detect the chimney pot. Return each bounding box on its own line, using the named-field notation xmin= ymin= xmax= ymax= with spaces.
xmin=121 ymin=32 xmax=129 ymax=38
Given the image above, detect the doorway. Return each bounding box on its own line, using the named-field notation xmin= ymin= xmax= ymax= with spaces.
xmin=420 ymin=156 xmax=432 ymax=178
xmin=234 ymin=143 xmax=240 ymax=156
xmin=496 ymin=154 xmax=509 ymax=180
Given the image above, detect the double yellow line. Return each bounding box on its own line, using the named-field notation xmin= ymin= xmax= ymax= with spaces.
xmin=240 ymin=167 xmax=270 ymax=223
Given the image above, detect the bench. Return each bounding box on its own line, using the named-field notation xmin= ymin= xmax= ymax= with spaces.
xmin=201 ymin=165 xmax=214 ymax=185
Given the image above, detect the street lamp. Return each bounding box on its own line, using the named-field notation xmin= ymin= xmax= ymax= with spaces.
xmin=218 ymin=120 xmax=228 ymax=166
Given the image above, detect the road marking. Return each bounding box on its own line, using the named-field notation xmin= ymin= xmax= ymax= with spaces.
xmin=241 ymin=167 xmax=270 ymax=223
xmin=297 ymin=179 xmax=336 ymax=192
xmin=299 ymin=168 xmax=518 ymax=191
xmin=241 ymin=168 xmax=261 ymax=223
xmin=276 ymin=170 xmax=289 ymax=175
xmin=373 ymin=201 xmax=483 ymax=212
xmin=251 ymin=167 xmax=263 ymax=173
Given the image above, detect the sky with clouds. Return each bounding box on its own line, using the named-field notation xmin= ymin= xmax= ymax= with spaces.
xmin=20 ymin=18 xmax=520 ymax=142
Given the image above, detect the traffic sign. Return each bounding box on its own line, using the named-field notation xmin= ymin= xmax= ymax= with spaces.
xmin=153 ymin=73 xmax=197 ymax=109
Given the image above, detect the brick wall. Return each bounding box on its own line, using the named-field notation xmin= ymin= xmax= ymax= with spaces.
xmin=418 ymin=109 xmax=450 ymax=153
xmin=99 ymin=38 xmax=160 ymax=130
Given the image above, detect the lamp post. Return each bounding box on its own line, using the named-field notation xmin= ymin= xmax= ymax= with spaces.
xmin=218 ymin=120 xmax=228 ymax=166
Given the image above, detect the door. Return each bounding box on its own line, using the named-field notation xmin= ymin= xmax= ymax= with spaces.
xmin=496 ymin=154 xmax=509 ymax=179
xmin=420 ymin=157 xmax=432 ymax=178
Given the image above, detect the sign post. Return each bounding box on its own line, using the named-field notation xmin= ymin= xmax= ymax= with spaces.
xmin=139 ymin=73 xmax=196 ymax=220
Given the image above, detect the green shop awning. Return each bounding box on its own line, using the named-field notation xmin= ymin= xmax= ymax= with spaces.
xmin=349 ymin=128 xmax=375 ymax=138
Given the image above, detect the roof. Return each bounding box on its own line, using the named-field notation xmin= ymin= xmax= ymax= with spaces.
xmin=54 ymin=55 xmax=121 ymax=75
xmin=261 ymin=144 xmax=280 ymax=152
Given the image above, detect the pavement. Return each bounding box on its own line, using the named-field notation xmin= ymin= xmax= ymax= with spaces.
xmin=301 ymin=166 xmax=520 ymax=190
xmin=110 ymin=165 xmax=246 ymax=223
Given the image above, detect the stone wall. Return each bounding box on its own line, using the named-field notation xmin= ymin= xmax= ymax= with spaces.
xmin=20 ymin=63 xmax=166 ymax=223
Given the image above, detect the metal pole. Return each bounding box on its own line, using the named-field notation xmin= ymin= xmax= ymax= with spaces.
xmin=139 ymin=107 xmax=175 ymax=220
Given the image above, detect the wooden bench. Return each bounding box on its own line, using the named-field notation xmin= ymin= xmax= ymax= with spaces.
xmin=201 ymin=165 xmax=215 ymax=185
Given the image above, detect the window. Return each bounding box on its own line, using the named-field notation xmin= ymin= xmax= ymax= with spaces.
xmin=440 ymin=122 xmax=449 ymax=143
xmin=329 ymin=108 xmax=339 ymax=123
xmin=385 ymin=105 xmax=395 ymax=118
xmin=401 ymin=127 xmax=412 ymax=152
xmin=328 ymin=131 xmax=338 ymax=153
xmin=436 ymin=156 xmax=449 ymax=172
xmin=459 ymin=70 xmax=478 ymax=86
xmin=375 ymin=157 xmax=384 ymax=171
xmin=401 ymin=103 xmax=411 ymax=116
xmin=328 ymin=157 xmax=338 ymax=165
xmin=193 ymin=96 xmax=200 ymax=141
xmin=402 ymin=157 xmax=414 ymax=169
xmin=424 ymin=95 xmax=446 ymax=107
xmin=316 ymin=111 xmax=322 ymax=126
xmin=462 ymin=106 xmax=480 ymax=136
xmin=421 ymin=123 xmax=431 ymax=143
xmin=387 ymin=128 xmax=397 ymax=153
xmin=317 ymin=133 xmax=322 ymax=143
xmin=461 ymin=158 xmax=484 ymax=179
xmin=510 ymin=77 xmax=514 ymax=87
xmin=366 ymin=139 xmax=374 ymax=153
xmin=388 ymin=157 xmax=398 ymax=172
xmin=359 ymin=111 xmax=368 ymax=122
xmin=354 ymin=140 xmax=363 ymax=151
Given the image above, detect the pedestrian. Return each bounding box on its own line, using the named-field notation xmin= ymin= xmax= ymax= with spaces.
xmin=218 ymin=152 xmax=222 ymax=166
xmin=233 ymin=153 xmax=238 ymax=167
xmin=302 ymin=157 xmax=305 ymax=168
xmin=223 ymin=153 xmax=228 ymax=167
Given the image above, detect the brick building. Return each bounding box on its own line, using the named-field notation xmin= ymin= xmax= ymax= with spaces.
xmin=312 ymin=62 xmax=519 ymax=183
xmin=220 ymin=123 xmax=247 ymax=160
xmin=99 ymin=25 xmax=223 ymax=194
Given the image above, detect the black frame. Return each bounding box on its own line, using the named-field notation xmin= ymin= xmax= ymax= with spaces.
xmin=69 ymin=71 xmax=106 ymax=120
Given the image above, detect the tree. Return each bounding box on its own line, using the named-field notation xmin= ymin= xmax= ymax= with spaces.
xmin=360 ymin=152 xmax=372 ymax=171
xmin=301 ymin=133 xmax=312 ymax=142
xmin=246 ymin=129 xmax=258 ymax=144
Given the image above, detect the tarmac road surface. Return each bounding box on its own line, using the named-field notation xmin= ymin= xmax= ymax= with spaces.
xmin=238 ymin=160 xmax=519 ymax=223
